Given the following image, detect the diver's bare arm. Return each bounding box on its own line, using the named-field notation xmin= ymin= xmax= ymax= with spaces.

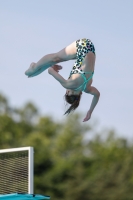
xmin=48 ymin=67 xmax=73 ymax=89
xmin=83 ymin=86 xmax=100 ymax=122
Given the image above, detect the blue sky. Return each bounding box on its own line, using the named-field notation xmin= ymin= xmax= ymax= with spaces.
xmin=0 ymin=0 xmax=133 ymax=139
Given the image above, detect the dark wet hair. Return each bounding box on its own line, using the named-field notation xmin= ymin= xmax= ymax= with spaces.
xmin=64 ymin=93 xmax=82 ymax=115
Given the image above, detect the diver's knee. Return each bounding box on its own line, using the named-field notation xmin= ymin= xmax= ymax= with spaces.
xmin=52 ymin=53 xmax=62 ymax=63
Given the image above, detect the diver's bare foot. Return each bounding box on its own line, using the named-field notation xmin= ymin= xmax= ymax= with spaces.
xmin=25 ymin=62 xmax=37 ymax=76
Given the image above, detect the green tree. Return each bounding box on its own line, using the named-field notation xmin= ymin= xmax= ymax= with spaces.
xmin=0 ymin=93 xmax=133 ymax=200
xmin=0 ymin=93 xmax=10 ymax=115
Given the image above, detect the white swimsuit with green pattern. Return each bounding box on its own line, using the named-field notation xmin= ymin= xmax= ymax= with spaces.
xmin=69 ymin=38 xmax=95 ymax=91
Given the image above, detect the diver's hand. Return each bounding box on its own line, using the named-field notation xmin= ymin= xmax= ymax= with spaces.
xmin=51 ymin=65 xmax=62 ymax=73
xmin=83 ymin=111 xmax=92 ymax=122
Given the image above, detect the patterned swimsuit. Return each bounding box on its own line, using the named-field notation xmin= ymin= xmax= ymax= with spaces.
xmin=69 ymin=38 xmax=95 ymax=91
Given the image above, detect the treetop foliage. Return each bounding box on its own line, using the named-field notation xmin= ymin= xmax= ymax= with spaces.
xmin=0 ymin=93 xmax=133 ymax=200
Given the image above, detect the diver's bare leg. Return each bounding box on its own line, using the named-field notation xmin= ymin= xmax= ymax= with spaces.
xmin=25 ymin=41 xmax=77 ymax=77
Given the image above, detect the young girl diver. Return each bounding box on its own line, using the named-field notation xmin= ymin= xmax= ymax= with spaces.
xmin=25 ymin=38 xmax=100 ymax=122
